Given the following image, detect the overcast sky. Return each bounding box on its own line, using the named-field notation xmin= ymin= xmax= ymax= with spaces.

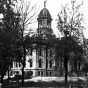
xmin=1 ymin=0 xmax=87 ymax=38
xmin=29 ymin=0 xmax=88 ymax=38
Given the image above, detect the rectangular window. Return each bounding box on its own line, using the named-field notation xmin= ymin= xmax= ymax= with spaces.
xmin=30 ymin=63 xmax=32 ymax=67
xmin=30 ymin=48 xmax=33 ymax=55
xmin=50 ymin=60 xmax=52 ymax=68
xmin=38 ymin=71 xmax=40 ymax=76
xmin=30 ymin=71 xmax=33 ymax=76
xmin=41 ymin=71 xmax=43 ymax=76
xmin=39 ymin=59 xmax=42 ymax=68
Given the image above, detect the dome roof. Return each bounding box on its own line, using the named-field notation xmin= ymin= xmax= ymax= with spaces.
xmin=38 ymin=8 xmax=52 ymax=19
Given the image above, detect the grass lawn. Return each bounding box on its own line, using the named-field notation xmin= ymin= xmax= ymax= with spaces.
xmin=1 ymin=76 xmax=88 ymax=88
xmin=3 ymin=81 xmax=70 ymax=88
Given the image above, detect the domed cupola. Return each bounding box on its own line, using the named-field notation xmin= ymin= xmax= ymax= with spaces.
xmin=37 ymin=1 xmax=54 ymax=38
xmin=38 ymin=8 xmax=52 ymax=20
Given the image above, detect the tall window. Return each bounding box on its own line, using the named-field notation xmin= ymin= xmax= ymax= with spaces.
xmin=49 ymin=60 xmax=52 ymax=68
xmin=38 ymin=59 xmax=43 ymax=68
xmin=38 ymin=71 xmax=43 ymax=76
xmin=30 ymin=48 xmax=33 ymax=55
xmin=41 ymin=71 xmax=43 ymax=76
xmin=29 ymin=59 xmax=33 ymax=67
xmin=38 ymin=71 xmax=40 ymax=76
xmin=30 ymin=71 xmax=33 ymax=76
xmin=39 ymin=48 xmax=43 ymax=56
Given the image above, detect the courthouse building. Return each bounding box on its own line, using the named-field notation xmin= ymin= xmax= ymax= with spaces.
xmin=11 ymin=2 xmax=65 ymax=77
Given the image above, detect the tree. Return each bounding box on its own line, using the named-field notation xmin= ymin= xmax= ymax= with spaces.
xmin=82 ymin=39 xmax=88 ymax=76
xmin=82 ymin=61 xmax=88 ymax=76
xmin=57 ymin=0 xmax=84 ymax=83
xmin=0 ymin=0 xmax=20 ymax=85
xmin=14 ymin=0 xmax=38 ymax=86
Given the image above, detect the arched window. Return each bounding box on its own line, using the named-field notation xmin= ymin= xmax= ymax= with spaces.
xmin=29 ymin=59 xmax=33 ymax=67
xmin=38 ymin=59 xmax=43 ymax=68
xmin=39 ymin=48 xmax=43 ymax=56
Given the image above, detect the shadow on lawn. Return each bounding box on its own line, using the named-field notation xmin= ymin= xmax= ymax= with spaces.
xmin=3 ymin=81 xmax=87 ymax=88
xmin=2 ymin=76 xmax=88 ymax=88
xmin=3 ymin=76 xmax=68 ymax=88
xmin=3 ymin=81 xmax=69 ymax=88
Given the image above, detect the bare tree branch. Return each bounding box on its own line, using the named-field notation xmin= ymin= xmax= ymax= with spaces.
xmin=57 ymin=0 xmax=85 ymax=43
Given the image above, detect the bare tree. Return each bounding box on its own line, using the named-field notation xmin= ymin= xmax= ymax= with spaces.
xmin=57 ymin=0 xmax=84 ymax=41
xmin=57 ymin=0 xmax=85 ymax=83
xmin=14 ymin=0 xmax=39 ymax=86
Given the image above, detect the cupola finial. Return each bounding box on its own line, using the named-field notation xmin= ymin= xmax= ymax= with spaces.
xmin=44 ymin=0 xmax=47 ymax=8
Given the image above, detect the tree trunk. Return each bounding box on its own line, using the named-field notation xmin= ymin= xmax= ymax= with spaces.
xmin=64 ymin=58 xmax=68 ymax=84
xmin=22 ymin=66 xmax=24 ymax=87
xmin=8 ymin=70 xmax=10 ymax=83
xmin=0 ymin=70 xmax=4 ymax=88
xmin=46 ymin=47 xmax=48 ymax=76
xmin=0 ymin=53 xmax=4 ymax=84
xmin=65 ymin=67 xmax=68 ymax=84
xmin=1 ymin=73 xmax=4 ymax=84
xmin=22 ymin=44 xmax=26 ymax=87
xmin=74 ymin=59 xmax=77 ymax=75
